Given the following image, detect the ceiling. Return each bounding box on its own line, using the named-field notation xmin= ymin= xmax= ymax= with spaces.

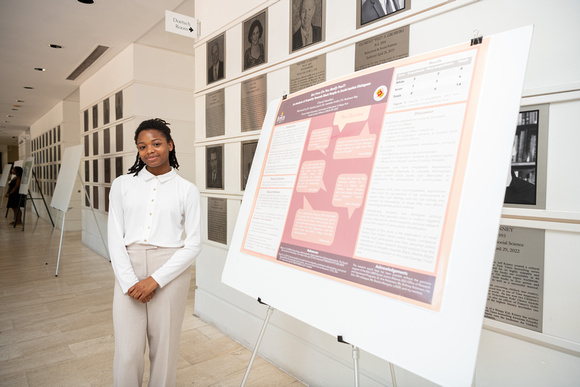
xmin=0 ymin=0 xmax=196 ymax=147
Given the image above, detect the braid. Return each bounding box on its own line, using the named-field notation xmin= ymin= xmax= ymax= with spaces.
xmin=127 ymin=153 xmax=146 ymax=175
xmin=128 ymin=118 xmax=180 ymax=176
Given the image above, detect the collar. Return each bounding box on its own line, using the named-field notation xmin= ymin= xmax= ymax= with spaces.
xmin=139 ymin=167 xmax=176 ymax=183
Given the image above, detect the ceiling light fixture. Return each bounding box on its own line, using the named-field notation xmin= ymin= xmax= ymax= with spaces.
xmin=16 ymin=99 xmax=25 ymax=103
xmin=34 ymin=67 xmax=46 ymax=72
xmin=77 ymin=0 xmax=95 ymax=4
xmin=24 ymin=86 xmax=34 ymax=89
xmin=49 ymin=44 xmax=63 ymax=49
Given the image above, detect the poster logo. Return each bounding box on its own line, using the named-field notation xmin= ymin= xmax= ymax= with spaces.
xmin=276 ymin=112 xmax=286 ymax=124
xmin=374 ymin=85 xmax=388 ymax=101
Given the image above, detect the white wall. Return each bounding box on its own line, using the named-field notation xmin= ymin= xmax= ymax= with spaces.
xmin=80 ymin=43 xmax=195 ymax=257
xmin=29 ymin=96 xmax=81 ymax=231
xmin=193 ymin=0 xmax=580 ymax=386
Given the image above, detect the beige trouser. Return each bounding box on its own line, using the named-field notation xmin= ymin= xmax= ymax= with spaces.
xmin=113 ymin=244 xmax=191 ymax=387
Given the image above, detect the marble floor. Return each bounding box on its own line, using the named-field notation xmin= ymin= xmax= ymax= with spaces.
xmin=0 ymin=210 xmax=305 ymax=387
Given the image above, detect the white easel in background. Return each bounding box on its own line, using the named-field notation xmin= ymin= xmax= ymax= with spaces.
xmin=46 ymin=145 xmax=109 ymax=276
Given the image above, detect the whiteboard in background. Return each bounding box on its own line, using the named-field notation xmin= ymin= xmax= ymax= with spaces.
xmin=0 ymin=164 xmax=12 ymax=188
xmin=51 ymin=145 xmax=82 ymax=212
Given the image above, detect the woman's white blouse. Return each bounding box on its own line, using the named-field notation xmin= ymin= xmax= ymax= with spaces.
xmin=108 ymin=168 xmax=202 ymax=294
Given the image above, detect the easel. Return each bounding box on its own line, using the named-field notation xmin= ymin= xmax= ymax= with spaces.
xmin=240 ymin=298 xmax=399 ymax=387
xmin=46 ymin=170 xmax=109 ymax=276
xmin=13 ymin=170 xmax=54 ymax=231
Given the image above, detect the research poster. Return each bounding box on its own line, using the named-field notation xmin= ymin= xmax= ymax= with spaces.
xmin=223 ymin=26 xmax=533 ymax=387
xmin=240 ymin=46 xmax=482 ymax=310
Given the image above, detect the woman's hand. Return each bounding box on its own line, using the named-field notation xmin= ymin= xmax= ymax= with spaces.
xmin=128 ymin=276 xmax=159 ymax=303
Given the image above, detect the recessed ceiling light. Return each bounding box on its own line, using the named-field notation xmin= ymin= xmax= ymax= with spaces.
xmin=78 ymin=0 xmax=94 ymax=3
xmin=49 ymin=44 xmax=63 ymax=49
xmin=34 ymin=67 xmax=46 ymax=72
xmin=24 ymin=86 xmax=34 ymax=89
xmin=16 ymin=99 xmax=25 ymax=103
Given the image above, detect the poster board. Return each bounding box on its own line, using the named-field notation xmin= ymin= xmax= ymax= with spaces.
xmin=19 ymin=157 xmax=34 ymax=194
xmin=222 ymin=26 xmax=533 ymax=387
xmin=51 ymin=145 xmax=82 ymax=212
xmin=0 ymin=164 xmax=12 ymax=188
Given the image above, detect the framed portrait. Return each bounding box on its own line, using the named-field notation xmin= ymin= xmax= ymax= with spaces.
xmin=243 ymin=11 xmax=268 ymax=71
xmin=504 ymin=104 xmax=549 ymax=209
xmin=207 ymin=34 xmax=226 ymax=84
xmin=290 ymin=0 xmax=325 ymax=53
xmin=115 ymin=90 xmax=123 ymax=120
xmin=92 ymin=104 xmax=98 ymax=129
xmin=241 ymin=140 xmax=258 ymax=190
xmin=103 ymin=97 xmax=110 ymax=125
xmin=357 ymin=0 xmax=411 ymax=28
xmin=206 ymin=144 xmax=224 ymax=189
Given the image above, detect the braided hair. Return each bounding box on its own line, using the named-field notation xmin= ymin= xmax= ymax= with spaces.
xmin=128 ymin=118 xmax=180 ymax=176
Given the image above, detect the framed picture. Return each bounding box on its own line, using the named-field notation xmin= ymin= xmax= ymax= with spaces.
xmin=206 ymin=144 xmax=224 ymax=189
xmin=504 ymin=104 xmax=549 ymax=209
xmin=290 ymin=0 xmax=325 ymax=53
xmin=207 ymin=34 xmax=226 ymax=84
xmin=243 ymin=11 xmax=268 ymax=71
xmin=241 ymin=140 xmax=258 ymax=190
xmin=357 ymin=0 xmax=411 ymax=28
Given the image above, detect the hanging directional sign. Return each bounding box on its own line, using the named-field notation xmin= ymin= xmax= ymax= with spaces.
xmin=165 ymin=10 xmax=199 ymax=39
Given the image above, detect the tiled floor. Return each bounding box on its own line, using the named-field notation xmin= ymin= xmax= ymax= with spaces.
xmin=0 ymin=211 xmax=305 ymax=386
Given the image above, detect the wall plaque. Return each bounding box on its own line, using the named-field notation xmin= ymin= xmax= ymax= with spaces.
xmin=205 ymin=89 xmax=225 ymax=138
xmin=208 ymin=197 xmax=227 ymax=244
xmin=290 ymin=54 xmax=326 ymax=94
xmin=241 ymin=75 xmax=267 ymax=132
xmin=355 ymin=25 xmax=409 ymax=71
xmin=485 ymin=226 xmax=545 ymax=332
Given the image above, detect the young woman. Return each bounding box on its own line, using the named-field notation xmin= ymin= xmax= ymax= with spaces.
xmin=107 ymin=118 xmax=202 ymax=386
xmin=5 ymin=166 xmax=23 ymax=226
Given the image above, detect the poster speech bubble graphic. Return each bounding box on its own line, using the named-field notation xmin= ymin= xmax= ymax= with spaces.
xmin=296 ymin=160 xmax=327 ymax=193
xmin=307 ymin=127 xmax=333 ymax=156
xmin=333 ymin=105 xmax=371 ymax=132
xmin=332 ymin=174 xmax=368 ymax=218
xmin=291 ymin=197 xmax=339 ymax=246
xmin=333 ymin=123 xmax=376 ymax=159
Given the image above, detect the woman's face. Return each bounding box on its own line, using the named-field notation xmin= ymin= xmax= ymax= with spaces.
xmin=251 ymin=26 xmax=260 ymax=45
xmin=136 ymin=129 xmax=173 ymax=175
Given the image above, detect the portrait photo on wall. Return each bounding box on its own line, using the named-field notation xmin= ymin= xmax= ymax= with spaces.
xmin=206 ymin=144 xmax=224 ymax=189
xmin=504 ymin=107 xmax=547 ymax=207
xmin=243 ymin=11 xmax=268 ymax=71
xmin=357 ymin=0 xmax=410 ymax=28
xmin=290 ymin=0 xmax=325 ymax=53
xmin=207 ymin=34 xmax=226 ymax=84
xmin=241 ymin=140 xmax=258 ymax=191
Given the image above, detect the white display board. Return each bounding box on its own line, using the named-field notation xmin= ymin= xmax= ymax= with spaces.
xmin=51 ymin=145 xmax=82 ymax=212
xmin=0 ymin=164 xmax=12 ymax=188
xmin=222 ymin=26 xmax=533 ymax=387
